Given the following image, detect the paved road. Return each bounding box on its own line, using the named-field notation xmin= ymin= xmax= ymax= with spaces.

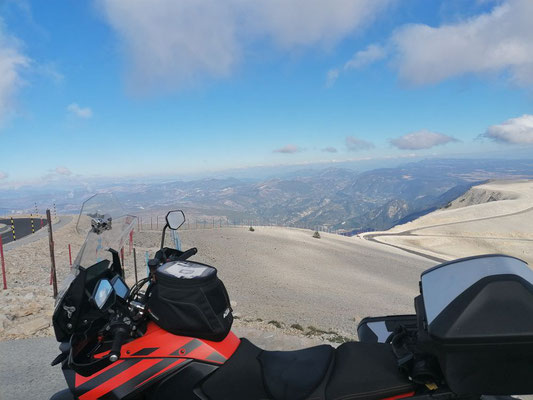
xmin=0 ymin=217 xmax=48 ymax=245
xmin=0 ymin=337 xmax=65 ymax=400
xmin=0 ymin=327 xmax=332 ymax=400
xmin=2 ymin=216 xmax=72 ymax=252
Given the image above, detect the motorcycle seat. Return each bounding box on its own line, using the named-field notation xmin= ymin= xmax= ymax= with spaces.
xmin=258 ymin=344 xmax=334 ymax=400
xmin=326 ymin=341 xmax=414 ymax=400
xmin=202 ymin=338 xmax=414 ymax=400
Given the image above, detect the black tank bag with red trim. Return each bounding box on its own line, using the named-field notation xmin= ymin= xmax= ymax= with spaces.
xmin=147 ymin=260 xmax=233 ymax=341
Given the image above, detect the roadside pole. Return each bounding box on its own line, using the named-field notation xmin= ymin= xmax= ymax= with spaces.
xmin=47 ymin=209 xmax=58 ymax=298
xmin=0 ymin=235 xmax=6 ymax=290
xmin=129 ymin=230 xmax=133 ymax=255
xmin=10 ymin=217 xmax=15 ymax=241
xmin=120 ymin=247 xmax=125 ymax=278
xmin=68 ymin=244 xmax=72 ymax=266
xmin=133 ymin=248 xmax=138 ymax=283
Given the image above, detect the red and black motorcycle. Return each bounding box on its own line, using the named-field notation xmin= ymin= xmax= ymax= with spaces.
xmin=51 ymin=194 xmax=533 ymax=400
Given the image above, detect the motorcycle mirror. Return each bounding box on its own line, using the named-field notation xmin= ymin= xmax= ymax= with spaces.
xmin=91 ymin=279 xmax=115 ymax=310
xmin=166 ymin=210 xmax=185 ymax=230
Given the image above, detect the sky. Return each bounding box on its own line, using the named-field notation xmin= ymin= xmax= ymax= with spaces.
xmin=0 ymin=0 xmax=533 ymax=187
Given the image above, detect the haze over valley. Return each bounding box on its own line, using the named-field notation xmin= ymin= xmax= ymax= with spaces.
xmin=2 ymin=158 xmax=533 ymax=234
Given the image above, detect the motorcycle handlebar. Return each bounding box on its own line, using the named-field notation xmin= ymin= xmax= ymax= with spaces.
xmin=108 ymin=326 xmax=128 ymax=362
xmin=176 ymin=247 xmax=197 ymax=261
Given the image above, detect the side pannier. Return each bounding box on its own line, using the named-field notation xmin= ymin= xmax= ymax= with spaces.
xmin=415 ymin=254 xmax=533 ymax=395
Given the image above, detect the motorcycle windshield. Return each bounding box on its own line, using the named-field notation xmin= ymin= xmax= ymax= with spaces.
xmin=55 ymin=193 xmax=136 ymax=306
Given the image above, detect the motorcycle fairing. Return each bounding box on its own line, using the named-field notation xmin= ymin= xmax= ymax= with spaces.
xmin=75 ymin=358 xmax=189 ymax=400
xmin=66 ymin=324 xmax=240 ymax=399
xmin=92 ymin=323 xmax=240 ymax=362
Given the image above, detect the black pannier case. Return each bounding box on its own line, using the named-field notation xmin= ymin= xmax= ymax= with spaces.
xmin=147 ymin=260 xmax=233 ymax=341
xmin=415 ymin=255 xmax=533 ymax=395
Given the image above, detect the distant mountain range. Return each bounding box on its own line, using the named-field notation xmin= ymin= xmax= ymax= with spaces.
xmin=2 ymin=158 xmax=533 ymax=233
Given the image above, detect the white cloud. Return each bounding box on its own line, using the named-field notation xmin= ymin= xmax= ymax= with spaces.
xmin=346 ymin=136 xmax=374 ymax=151
xmin=325 ymin=69 xmax=340 ymax=87
xmin=241 ymin=0 xmax=391 ymax=49
xmin=322 ymin=146 xmax=338 ymax=153
xmin=67 ymin=103 xmax=93 ymax=119
xmin=345 ymin=44 xmax=386 ymax=70
xmin=274 ymin=144 xmax=302 ymax=154
xmin=0 ymin=20 xmax=30 ymax=122
xmin=390 ymin=130 xmax=458 ymax=150
xmin=0 ymin=171 xmax=7 ymax=180
xmin=97 ymin=0 xmax=392 ymax=92
xmin=391 ymin=0 xmax=533 ymax=86
xmin=483 ymin=114 xmax=533 ymax=144
xmin=55 ymin=166 xmax=72 ymax=176
xmin=327 ymin=44 xmax=386 ymax=86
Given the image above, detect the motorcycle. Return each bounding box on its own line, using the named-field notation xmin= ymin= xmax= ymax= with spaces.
xmin=51 ymin=194 xmax=533 ymax=400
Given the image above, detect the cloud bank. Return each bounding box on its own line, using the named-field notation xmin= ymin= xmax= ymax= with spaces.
xmin=483 ymin=114 xmax=533 ymax=144
xmin=55 ymin=166 xmax=72 ymax=176
xmin=327 ymin=44 xmax=386 ymax=86
xmin=97 ymin=0 xmax=391 ymax=92
xmin=67 ymin=103 xmax=93 ymax=118
xmin=346 ymin=136 xmax=374 ymax=151
xmin=390 ymin=130 xmax=458 ymax=150
xmin=391 ymin=0 xmax=533 ymax=87
xmin=331 ymin=0 xmax=533 ymax=88
xmin=274 ymin=144 xmax=302 ymax=154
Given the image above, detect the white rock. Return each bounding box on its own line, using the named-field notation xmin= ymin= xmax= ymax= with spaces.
xmin=23 ymin=292 xmax=35 ymax=300
xmin=6 ymin=316 xmax=50 ymax=337
xmin=0 ymin=314 xmax=7 ymax=329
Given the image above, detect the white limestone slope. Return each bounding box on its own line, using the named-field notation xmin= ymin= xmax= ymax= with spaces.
xmin=363 ymin=179 xmax=533 ymax=266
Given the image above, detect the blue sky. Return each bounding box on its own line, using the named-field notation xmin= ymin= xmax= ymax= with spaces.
xmin=0 ymin=0 xmax=532 ymax=186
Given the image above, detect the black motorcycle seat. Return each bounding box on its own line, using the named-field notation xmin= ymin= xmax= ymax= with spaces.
xmin=326 ymin=342 xmax=414 ymax=400
xmin=258 ymin=344 xmax=334 ymax=400
xmin=201 ymin=338 xmax=414 ymax=400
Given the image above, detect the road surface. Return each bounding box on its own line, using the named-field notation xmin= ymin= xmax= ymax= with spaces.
xmin=0 ymin=327 xmax=331 ymax=400
xmin=0 ymin=217 xmax=48 ymax=245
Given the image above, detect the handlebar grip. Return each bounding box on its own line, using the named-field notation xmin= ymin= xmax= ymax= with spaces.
xmin=109 ymin=327 xmax=128 ymax=362
xmin=177 ymin=247 xmax=197 ymax=261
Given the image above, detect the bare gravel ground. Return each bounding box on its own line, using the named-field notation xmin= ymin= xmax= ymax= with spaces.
xmin=167 ymin=227 xmax=432 ymax=337
xmin=0 ymin=218 xmax=431 ymax=341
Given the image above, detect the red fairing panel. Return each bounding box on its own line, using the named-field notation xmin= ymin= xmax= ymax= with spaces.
xmin=120 ymin=322 xmax=240 ymax=362
xmin=73 ymin=323 xmax=240 ymax=399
